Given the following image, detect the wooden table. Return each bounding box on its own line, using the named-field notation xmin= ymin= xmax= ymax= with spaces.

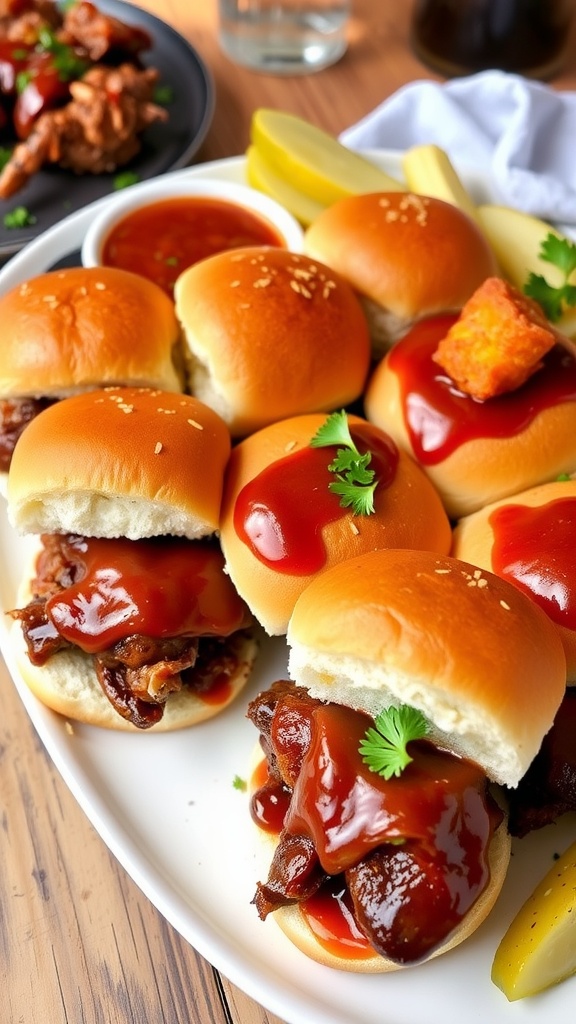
xmin=2 ymin=2 xmax=576 ymax=1022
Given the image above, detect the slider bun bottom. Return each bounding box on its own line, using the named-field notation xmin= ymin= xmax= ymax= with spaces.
xmin=250 ymin=751 xmax=511 ymax=973
xmin=9 ymin=613 xmax=259 ymax=733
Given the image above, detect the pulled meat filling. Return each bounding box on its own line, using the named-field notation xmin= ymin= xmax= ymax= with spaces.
xmin=0 ymin=397 xmax=53 ymax=472
xmin=506 ymin=689 xmax=576 ymax=837
xmin=10 ymin=533 xmax=253 ymax=729
xmin=248 ymin=681 xmax=503 ymax=965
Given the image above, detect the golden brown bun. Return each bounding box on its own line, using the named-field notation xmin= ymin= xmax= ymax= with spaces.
xmin=0 ymin=267 xmax=183 ymax=397
xmin=219 ymin=414 xmax=452 ymax=635
xmin=304 ymin=193 xmax=498 ymax=354
xmin=173 ymin=247 xmax=371 ymax=437
xmin=7 ymin=387 xmax=231 ymax=539
xmin=452 ymin=479 xmax=576 ymax=682
xmin=10 ymin=556 xmax=259 ymax=732
xmin=364 ymin=350 xmax=576 ymax=518
xmin=287 ymin=548 xmax=566 ymax=787
xmin=251 ymin=799 xmax=510 ymax=972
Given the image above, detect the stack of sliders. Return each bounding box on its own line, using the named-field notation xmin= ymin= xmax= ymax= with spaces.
xmin=0 ymin=266 xmax=183 ymax=481
xmin=219 ymin=410 xmax=452 ymax=635
xmin=246 ymin=547 xmax=567 ymax=971
xmin=5 ymin=387 xmax=259 ymax=730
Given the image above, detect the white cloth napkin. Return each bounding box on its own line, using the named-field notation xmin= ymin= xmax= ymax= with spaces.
xmin=340 ymin=70 xmax=576 ymax=230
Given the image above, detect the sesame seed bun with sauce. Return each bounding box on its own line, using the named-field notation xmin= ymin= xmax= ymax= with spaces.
xmin=364 ymin=311 xmax=576 ymax=518
xmin=452 ymin=477 xmax=576 ymax=682
xmin=303 ymin=192 xmax=498 ymax=355
xmin=0 ymin=265 xmax=183 ymax=482
xmin=219 ymin=413 xmax=452 ymax=636
xmin=173 ymin=246 xmax=372 ymax=438
xmin=246 ymin=548 xmax=566 ymax=972
xmin=6 ymin=387 xmax=259 ymax=731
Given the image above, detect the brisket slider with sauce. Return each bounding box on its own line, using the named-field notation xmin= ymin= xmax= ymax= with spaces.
xmin=0 ymin=266 xmax=182 ymax=481
xmin=247 ymin=548 xmax=566 ymax=971
xmin=173 ymin=246 xmax=371 ymax=439
xmin=6 ymin=386 xmax=258 ymax=731
xmin=365 ymin=278 xmax=576 ymax=518
xmin=303 ymin=192 xmax=497 ymax=356
xmin=218 ymin=411 xmax=452 ymax=636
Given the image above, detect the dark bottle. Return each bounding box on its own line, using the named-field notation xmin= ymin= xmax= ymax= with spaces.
xmin=411 ymin=0 xmax=575 ymax=80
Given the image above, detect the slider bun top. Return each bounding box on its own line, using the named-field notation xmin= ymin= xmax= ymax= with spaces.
xmin=0 ymin=266 xmax=183 ymax=397
xmin=173 ymin=246 xmax=371 ymax=438
xmin=287 ymin=547 xmax=566 ymax=787
xmin=452 ymin=478 xmax=576 ymax=682
xmin=219 ymin=413 xmax=452 ymax=636
xmin=7 ymin=387 xmax=231 ymax=540
xmin=364 ymin=332 xmax=576 ymax=519
xmin=303 ymin=193 xmax=497 ymax=352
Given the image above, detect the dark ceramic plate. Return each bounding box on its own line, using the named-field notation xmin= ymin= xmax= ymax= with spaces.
xmin=0 ymin=0 xmax=214 ymax=258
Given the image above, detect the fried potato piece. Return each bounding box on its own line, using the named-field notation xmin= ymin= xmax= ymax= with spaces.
xmin=432 ymin=277 xmax=556 ymax=400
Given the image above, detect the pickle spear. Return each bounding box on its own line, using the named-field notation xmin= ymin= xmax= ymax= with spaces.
xmin=250 ymin=109 xmax=404 ymax=207
xmin=246 ymin=145 xmax=325 ymax=226
xmin=492 ymin=840 xmax=576 ymax=1000
xmin=402 ymin=143 xmax=481 ymax=224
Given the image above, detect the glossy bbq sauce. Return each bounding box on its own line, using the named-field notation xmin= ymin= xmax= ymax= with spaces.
xmin=301 ymin=876 xmax=374 ymax=960
xmin=233 ymin=423 xmax=399 ymax=575
xmin=101 ymin=197 xmax=285 ymax=294
xmin=489 ymin=497 xmax=576 ymax=629
xmin=387 ymin=315 xmax=576 ymax=465
xmin=43 ymin=535 xmax=251 ymax=654
xmin=251 ymin=700 xmax=499 ymax=962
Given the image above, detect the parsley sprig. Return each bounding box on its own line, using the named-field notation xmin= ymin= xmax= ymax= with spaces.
xmin=359 ymin=705 xmax=429 ymax=780
xmin=310 ymin=410 xmax=379 ymax=516
xmin=524 ymin=233 xmax=576 ymax=322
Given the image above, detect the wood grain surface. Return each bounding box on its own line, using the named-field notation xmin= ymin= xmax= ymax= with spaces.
xmin=2 ymin=1 xmax=576 ymax=1022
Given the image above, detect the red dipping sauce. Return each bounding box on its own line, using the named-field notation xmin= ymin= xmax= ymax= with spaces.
xmin=387 ymin=315 xmax=576 ymax=464
xmin=101 ymin=196 xmax=286 ymax=294
xmin=490 ymin=497 xmax=576 ymax=629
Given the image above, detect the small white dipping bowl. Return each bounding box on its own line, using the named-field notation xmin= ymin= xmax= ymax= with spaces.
xmin=81 ymin=172 xmax=304 ymax=291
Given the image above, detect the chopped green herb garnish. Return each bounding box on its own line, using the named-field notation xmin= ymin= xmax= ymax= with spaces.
xmin=310 ymin=409 xmax=379 ymax=516
xmin=15 ymin=69 xmax=33 ymax=94
xmin=0 ymin=146 xmax=12 ymax=172
xmin=113 ymin=170 xmax=140 ymax=190
xmin=3 ymin=206 xmax=36 ymax=229
xmin=556 ymin=472 xmax=572 ymax=481
xmin=165 ymin=255 xmax=179 ymax=267
xmin=36 ymin=27 xmax=89 ymax=82
xmin=154 ymin=84 xmax=174 ymax=105
xmin=524 ymin=233 xmax=576 ymax=322
xmin=359 ymin=705 xmax=429 ymax=780
xmin=232 ymin=774 xmax=247 ymax=792
xmin=11 ymin=48 xmax=29 ymax=60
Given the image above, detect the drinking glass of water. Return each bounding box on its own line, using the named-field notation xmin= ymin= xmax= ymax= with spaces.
xmin=217 ymin=0 xmax=351 ymax=74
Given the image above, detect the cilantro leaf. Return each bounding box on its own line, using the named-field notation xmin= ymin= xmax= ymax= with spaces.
xmin=524 ymin=232 xmax=576 ymax=322
xmin=113 ymin=170 xmax=140 ymax=190
xmin=359 ymin=705 xmax=430 ymax=780
xmin=310 ymin=410 xmax=380 ymax=516
xmin=3 ymin=205 xmax=36 ymax=229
